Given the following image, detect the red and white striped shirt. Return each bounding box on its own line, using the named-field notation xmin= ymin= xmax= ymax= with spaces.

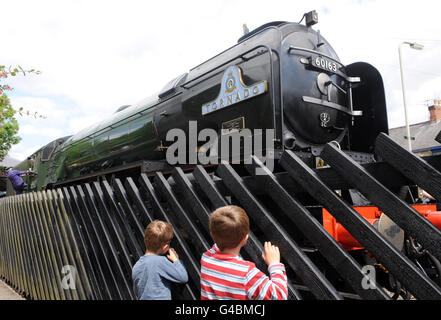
xmin=200 ymin=244 xmax=288 ymax=300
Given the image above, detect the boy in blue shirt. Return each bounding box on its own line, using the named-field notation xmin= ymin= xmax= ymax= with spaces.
xmin=132 ymin=220 xmax=188 ymax=300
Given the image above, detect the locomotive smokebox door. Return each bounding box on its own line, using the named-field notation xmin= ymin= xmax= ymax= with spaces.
xmin=281 ymin=29 xmax=351 ymax=150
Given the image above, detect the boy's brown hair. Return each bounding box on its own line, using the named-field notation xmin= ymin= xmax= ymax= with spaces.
xmin=144 ymin=220 xmax=174 ymax=253
xmin=209 ymin=205 xmax=250 ymax=250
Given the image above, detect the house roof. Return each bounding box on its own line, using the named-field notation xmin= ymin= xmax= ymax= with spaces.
xmin=389 ymin=120 xmax=441 ymax=152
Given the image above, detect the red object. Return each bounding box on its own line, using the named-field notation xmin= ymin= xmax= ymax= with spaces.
xmin=200 ymin=244 xmax=288 ymax=300
xmin=323 ymin=204 xmax=441 ymax=251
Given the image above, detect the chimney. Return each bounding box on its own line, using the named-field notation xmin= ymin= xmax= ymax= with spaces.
xmin=429 ymin=99 xmax=441 ymax=123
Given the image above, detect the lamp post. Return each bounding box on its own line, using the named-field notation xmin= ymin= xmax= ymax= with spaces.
xmin=398 ymin=41 xmax=424 ymax=152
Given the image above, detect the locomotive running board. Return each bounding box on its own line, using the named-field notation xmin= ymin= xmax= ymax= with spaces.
xmin=1 ymin=133 xmax=441 ymax=300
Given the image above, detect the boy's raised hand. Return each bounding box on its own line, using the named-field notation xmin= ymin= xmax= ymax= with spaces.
xmin=167 ymin=248 xmax=179 ymax=263
xmin=261 ymin=241 xmax=280 ymax=265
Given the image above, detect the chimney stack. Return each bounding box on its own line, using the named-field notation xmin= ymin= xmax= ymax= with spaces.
xmin=429 ymin=99 xmax=441 ymax=123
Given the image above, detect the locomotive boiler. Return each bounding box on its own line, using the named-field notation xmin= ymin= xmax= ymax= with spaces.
xmin=12 ymin=11 xmax=387 ymax=191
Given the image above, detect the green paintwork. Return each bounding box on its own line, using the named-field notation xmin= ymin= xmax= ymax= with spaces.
xmin=10 ymin=94 xmax=162 ymax=192
xmin=45 ymin=94 xmax=161 ymax=186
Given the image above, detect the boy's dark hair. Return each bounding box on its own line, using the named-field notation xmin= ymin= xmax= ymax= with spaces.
xmin=209 ymin=205 xmax=250 ymax=250
xmin=144 ymin=220 xmax=174 ymax=253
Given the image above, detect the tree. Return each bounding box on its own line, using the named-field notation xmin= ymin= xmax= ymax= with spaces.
xmin=0 ymin=65 xmax=42 ymax=161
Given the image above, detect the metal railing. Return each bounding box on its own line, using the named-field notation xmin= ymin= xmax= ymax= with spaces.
xmin=0 ymin=133 xmax=441 ymax=299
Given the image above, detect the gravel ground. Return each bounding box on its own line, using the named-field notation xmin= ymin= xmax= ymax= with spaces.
xmin=0 ymin=280 xmax=24 ymax=300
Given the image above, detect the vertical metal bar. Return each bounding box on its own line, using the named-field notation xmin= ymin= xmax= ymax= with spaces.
xmin=3 ymin=197 xmax=16 ymax=291
xmin=11 ymin=197 xmax=24 ymax=295
xmin=71 ymin=185 xmax=123 ymax=299
xmin=26 ymin=192 xmax=52 ymax=300
xmin=0 ymin=199 xmax=4 ymax=281
xmin=27 ymin=192 xmax=57 ymax=300
xmin=51 ymin=189 xmax=92 ymax=299
xmin=20 ymin=193 xmax=46 ymax=299
xmin=30 ymin=192 xmax=63 ymax=300
xmin=61 ymin=188 xmax=104 ymax=300
xmin=0 ymin=199 xmax=5 ymax=284
xmin=101 ymin=180 xmax=143 ymax=257
xmin=83 ymin=183 xmax=135 ymax=299
xmin=42 ymin=191 xmax=77 ymax=300
xmin=35 ymin=191 xmax=67 ymax=300
xmin=21 ymin=195 xmax=40 ymax=299
xmin=2 ymin=198 xmax=14 ymax=291
xmin=20 ymin=194 xmax=41 ymax=299
xmin=112 ymin=179 xmax=145 ymax=249
xmin=8 ymin=197 xmax=20 ymax=293
xmin=4 ymin=197 xmax=17 ymax=293
xmin=124 ymin=177 xmax=154 ymax=223
xmin=10 ymin=195 xmax=29 ymax=297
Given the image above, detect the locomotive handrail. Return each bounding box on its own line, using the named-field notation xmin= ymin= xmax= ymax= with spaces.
xmin=302 ymin=96 xmax=363 ymax=116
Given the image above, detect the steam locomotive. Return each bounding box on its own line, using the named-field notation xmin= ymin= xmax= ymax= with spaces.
xmin=8 ymin=11 xmax=441 ymax=300
xmin=11 ymin=11 xmax=388 ymax=192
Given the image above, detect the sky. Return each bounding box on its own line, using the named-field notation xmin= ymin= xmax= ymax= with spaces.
xmin=1 ymin=0 xmax=441 ymax=160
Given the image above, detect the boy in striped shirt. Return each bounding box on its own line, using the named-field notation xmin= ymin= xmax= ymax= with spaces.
xmin=200 ymin=205 xmax=288 ymax=300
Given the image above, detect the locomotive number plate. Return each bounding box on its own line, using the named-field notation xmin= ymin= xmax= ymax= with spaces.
xmin=312 ymin=55 xmax=339 ymax=74
xmin=222 ymin=117 xmax=245 ymax=135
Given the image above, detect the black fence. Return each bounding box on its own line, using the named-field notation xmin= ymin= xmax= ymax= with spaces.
xmin=0 ymin=133 xmax=441 ymax=300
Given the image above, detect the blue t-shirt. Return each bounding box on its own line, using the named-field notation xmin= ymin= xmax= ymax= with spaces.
xmin=132 ymin=254 xmax=188 ymax=300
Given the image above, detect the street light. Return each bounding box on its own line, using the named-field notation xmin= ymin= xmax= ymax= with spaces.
xmin=399 ymin=41 xmax=424 ymax=152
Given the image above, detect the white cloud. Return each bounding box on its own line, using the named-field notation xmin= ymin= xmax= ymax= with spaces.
xmin=1 ymin=0 xmax=441 ymax=160
xmin=19 ymin=124 xmax=63 ymax=139
xmin=8 ymin=144 xmax=43 ymax=161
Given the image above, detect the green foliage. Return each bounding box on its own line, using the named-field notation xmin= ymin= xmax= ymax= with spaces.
xmin=0 ymin=65 xmax=43 ymax=161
